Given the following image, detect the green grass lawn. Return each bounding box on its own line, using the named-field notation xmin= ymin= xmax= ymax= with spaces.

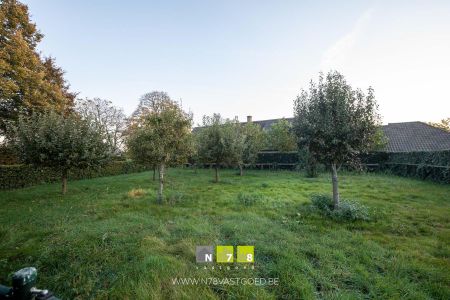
xmin=0 ymin=169 xmax=449 ymax=299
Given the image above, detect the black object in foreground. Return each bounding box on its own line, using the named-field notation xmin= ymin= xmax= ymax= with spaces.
xmin=0 ymin=267 xmax=59 ymax=300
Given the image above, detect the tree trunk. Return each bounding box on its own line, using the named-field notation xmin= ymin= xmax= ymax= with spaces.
xmin=152 ymin=167 xmax=156 ymax=181
xmin=157 ymin=163 xmax=165 ymax=204
xmin=239 ymin=164 xmax=243 ymax=176
xmin=331 ymin=163 xmax=340 ymax=209
xmin=61 ymin=169 xmax=68 ymax=195
xmin=214 ymin=165 xmax=219 ymax=183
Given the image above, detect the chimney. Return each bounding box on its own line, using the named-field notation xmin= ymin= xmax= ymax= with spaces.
xmin=247 ymin=115 xmax=252 ymax=123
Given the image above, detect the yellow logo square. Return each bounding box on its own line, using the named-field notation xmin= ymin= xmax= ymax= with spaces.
xmin=237 ymin=246 xmax=254 ymax=263
xmin=216 ymin=246 xmax=234 ymax=263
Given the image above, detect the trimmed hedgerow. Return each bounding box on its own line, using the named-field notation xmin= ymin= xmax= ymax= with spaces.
xmin=0 ymin=161 xmax=149 ymax=190
xmin=388 ymin=150 xmax=450 ymax=166
xmin=360 ymin=150 xmax=450 ymax=183
xmin=256 ymin=151 xmax=299 ymax=164
xmin=254 ymin=150 xmax=450 ymax=183
xmin=381 ymin=151 xmax=449 ymax=183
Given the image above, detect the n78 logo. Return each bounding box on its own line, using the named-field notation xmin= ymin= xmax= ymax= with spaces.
xmin=196 ymin=246 xmax=254 ymax=263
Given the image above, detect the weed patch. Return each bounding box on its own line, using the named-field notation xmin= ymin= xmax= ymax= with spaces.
xmin=127 ymin=188 xmax=146 ymax=198
xmin=311 ymin=194 xmax=371 ymax=221
xmin=166 ymin=191 xmax=184 ymax=205
xmin=237 ymin=192 xmax=267 ymax=206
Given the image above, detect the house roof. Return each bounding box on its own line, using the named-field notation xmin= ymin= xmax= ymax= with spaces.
xmin=251 ymin=118 xmax=294 ymax=131
xmin=270 ymin=119 xmax=450 ymax=152
xmin=381 ymin=121 xmax=450 ymax=152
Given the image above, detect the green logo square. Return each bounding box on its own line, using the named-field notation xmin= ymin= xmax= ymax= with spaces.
xmin=216 ymin=246 xmax=234 ymax=263
xmin=237 ymin=246 xmax=254 ymax=263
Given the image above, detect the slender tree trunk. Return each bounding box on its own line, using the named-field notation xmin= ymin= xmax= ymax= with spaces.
xmin=331 ymin=163 xmax=340 ymax=209
xmin=157 ymin=163 xmax=165 ymax=204
xmin=214 ymin=165 xmax=219 ymax=183
xmin=152 ymin=167 xmax=156 ymax=181
xmin=61 ymin=169 xmax=68 ymax=195
xmin=239 ymin=164 xmax=243 ymax=176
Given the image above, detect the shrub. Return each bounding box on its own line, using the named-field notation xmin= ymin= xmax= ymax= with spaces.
xmin=310 ymin=194 xmax=370 ymax=221
xmin=310 ymin=194 xmax=333 ymax=212
xmin=237 ymin=192 xmax=265 ymax=206
xmin=332 ymin=200 xmax=370 ymax=221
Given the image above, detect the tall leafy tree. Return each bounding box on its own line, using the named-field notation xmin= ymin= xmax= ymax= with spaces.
xmin=42 ymin=56 xmax=76 ymax=110
xmin=76 ymin=98 xmax=126 ymax=155
xmin=230 ymin=121 xmax=265 ymax=176
xmin=127 ymin=122 xmax=160 ymax=181
xmin=128 ymin=91 xmax=184 ymax=180
xmin=130 ymin=91 xmax=172 ymax=121
xmin=196 ymin=114 xmax=236 ymax=182
xmin=11 ymin=111 xmax=110 ymax=194
xmin=266 ymin=119 xmax=297 ymax=151
xmin=293 ymin=71 xmax=381 ymax=209
xmin=242 ymin=123 xmax=264 ymax=166
xmin=0 ymin=0 xmax=75 ymax=136
xmin=429 ymin=118 xmax=450 ymax=132
xmin=127 ymin=94 xmax=192 ymax=204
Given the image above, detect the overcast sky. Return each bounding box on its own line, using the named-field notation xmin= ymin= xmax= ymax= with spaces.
xmin=24 ymin=0 xmax=450 ymax=126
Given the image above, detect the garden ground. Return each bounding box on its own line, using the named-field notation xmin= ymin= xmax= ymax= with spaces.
xmin=0 ymin=169 xmax=449 ymax=299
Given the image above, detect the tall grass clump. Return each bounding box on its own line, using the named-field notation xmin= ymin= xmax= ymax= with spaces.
xmin=167 ymin=191 xmax=185 ymax=205
xmin=127 ymin=188 xmax=146 ymax=198
xmin=237 ymin=192 xmax=266 ymax=206
xmin=310 ymin=194 xmax=370 ymax=221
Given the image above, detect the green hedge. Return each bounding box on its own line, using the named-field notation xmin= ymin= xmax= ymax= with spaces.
xmin=381 ymin=163 xmax=449 ymax=183
xmin=387 ymin=151 xmax=450 ymax=166
xmin=0 ymin=161 xmax=149 ymax=190
xmin=256 ymin=151 xmax=299 ymax=164
xmin=255 ymin=150 xmax=450 ymax=183
xmin=359 ymin=152 xmax=390 ymax=164
xmin=380 ymin=151 xmax=450 ymax=183
xmin=361 ymin=150 xmax=450 ymax=183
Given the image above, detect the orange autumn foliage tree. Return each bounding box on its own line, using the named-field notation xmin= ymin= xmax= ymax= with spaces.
xmin=0 ymin=0 xmax=76 ymax=137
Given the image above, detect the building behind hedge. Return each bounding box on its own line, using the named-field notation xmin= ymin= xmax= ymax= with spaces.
xmin=380 ymin=121 xmax=450 ymax=152
xmin=242 ymin=116 xmax=450 ymax=153
xmin=249 ymin=116 xmax=450 ymax=183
